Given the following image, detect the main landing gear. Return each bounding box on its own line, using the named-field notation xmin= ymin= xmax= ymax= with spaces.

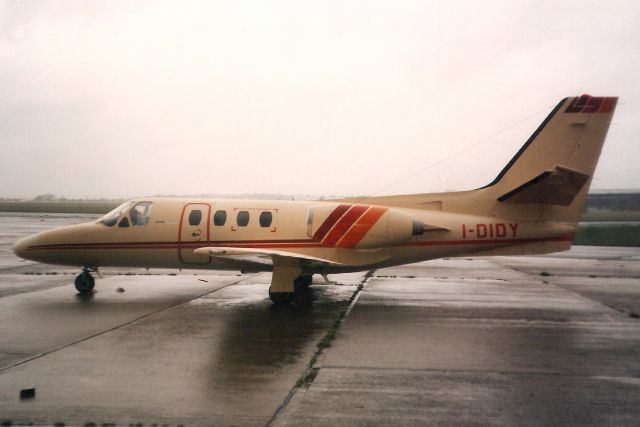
xmin=268 ymin=268 xmax=313 ymax=305
xmin=268 ymin=287 xmax=296 ymax=304
xmin=74 ymin=268 xmax=95 ymax=294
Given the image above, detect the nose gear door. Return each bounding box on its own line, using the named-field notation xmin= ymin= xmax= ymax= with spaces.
xmin=179 ymin=203 xmax=211 ymax=265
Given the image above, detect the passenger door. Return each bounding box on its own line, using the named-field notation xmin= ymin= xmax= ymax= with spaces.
xmin=179 ymin=203 xmax=211 ymax=265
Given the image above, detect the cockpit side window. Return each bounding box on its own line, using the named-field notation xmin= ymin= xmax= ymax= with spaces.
xmin=130 ymin=202 xmax=153 ymax=226
xmin=98 ymin=201 xmax=133 ymax=227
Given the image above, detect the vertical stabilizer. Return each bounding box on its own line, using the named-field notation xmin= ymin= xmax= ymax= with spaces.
xmin=487 ymin=95 xmax=618 ymax=223
xmin=333 ymin=95 xmax=618 ymax=228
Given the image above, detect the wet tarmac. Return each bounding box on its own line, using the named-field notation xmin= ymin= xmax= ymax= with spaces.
xmin=1 ymin=214 xmax=640 ymax=426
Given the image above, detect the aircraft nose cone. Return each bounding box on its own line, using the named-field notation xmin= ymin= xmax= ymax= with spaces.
xmin=13 ymin=236 xmax=33 ymax=260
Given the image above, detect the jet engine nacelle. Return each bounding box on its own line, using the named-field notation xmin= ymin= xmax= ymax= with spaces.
xmin=353 ymin=207 xmax=424 ymax=249
xmin=308 ymin=205 xmax=425 ymax=249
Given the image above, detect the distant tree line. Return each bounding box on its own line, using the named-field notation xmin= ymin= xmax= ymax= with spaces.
xmin=586 ymin=193 xmax=640 ymax=211
xmin=0 ymin=192 xmax=638 ymax=211
xmin=29 ymin=194 xmax=120 ymax=202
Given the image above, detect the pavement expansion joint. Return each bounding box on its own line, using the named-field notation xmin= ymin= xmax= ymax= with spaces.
xmin=265 ymin=270 xmax=374 ymax=427
xmin=314 ymin=365 xmax=628 ymax=378
xmin=0 ymin=273 xmax=259 ymax=375
xmin=493 ymin=260 xmax=636 ymax=319
xmin=540 ymin=277 xmax=637 ymax=318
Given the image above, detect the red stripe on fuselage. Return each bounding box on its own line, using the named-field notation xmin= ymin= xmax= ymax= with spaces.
xmin=312 ymin=204 xmax=351 ymax=241
xmin=321 ymin=205 xmax=369 ymax=246
xmin=336 ymin=207 xmax=387 ymax=248
xmin=27 ymin=235 xmax=575 ymax=252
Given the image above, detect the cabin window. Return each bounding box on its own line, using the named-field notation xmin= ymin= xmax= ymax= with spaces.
xmin=213 ymin=210 xmax=227 ymax=226
xmin=237 ymin=211 xmax=250 ymax=227
xmin=259 ymin=211 xmax=273 ymax=227
xmin=118 ymin=217 xmax=130 ymax=228
xmin=189 ymin=210 xmax=202 ymax=226
xmin=130 ymin=202 xmax=153 ymax=226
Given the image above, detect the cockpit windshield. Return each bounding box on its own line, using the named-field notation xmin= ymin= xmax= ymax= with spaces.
xmin=97 ymin=201 xmax=154 ymax=228
xmin=98 ymin=202 xmax=133 ymax=227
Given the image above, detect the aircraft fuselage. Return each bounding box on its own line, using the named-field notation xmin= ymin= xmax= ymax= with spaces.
xmin=13 ymin=197 xmax=574 ymax=274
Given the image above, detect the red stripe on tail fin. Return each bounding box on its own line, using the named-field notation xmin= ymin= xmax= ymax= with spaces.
xmin=564 ymin=95 xmax=618 ymax=114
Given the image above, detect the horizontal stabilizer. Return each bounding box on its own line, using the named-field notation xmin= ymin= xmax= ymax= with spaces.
xmin=193 ymin=246 xmax=344 ymax=268
xmin=497 ymin=165 xmax=589 ymax=206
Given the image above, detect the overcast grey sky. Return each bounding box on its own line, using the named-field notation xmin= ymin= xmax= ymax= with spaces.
xmin=1 ymin=0 xmax=639 ymax=199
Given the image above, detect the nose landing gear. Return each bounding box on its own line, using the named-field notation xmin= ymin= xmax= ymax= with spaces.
xmin=74 ymin=268 xmax=96 ymax=294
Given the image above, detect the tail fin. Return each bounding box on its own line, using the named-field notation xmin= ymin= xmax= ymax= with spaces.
xmin=335 ymin=95 xmax=617 ymax=226
xmin=486 ymin=95 xmax=617 ymax=223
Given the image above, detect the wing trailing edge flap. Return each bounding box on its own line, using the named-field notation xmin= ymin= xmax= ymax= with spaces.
xmin=497 ymin=165 xmax=589 ymax=206
xmin=193 ymin=246 xmax=345 ymax=268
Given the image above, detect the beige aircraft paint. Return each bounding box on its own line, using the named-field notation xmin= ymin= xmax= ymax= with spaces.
xmin=13 ymin=95 xmax=617 ymax=303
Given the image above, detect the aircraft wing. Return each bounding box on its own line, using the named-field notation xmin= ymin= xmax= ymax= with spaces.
xmin=192 ymin=246 xmax=345 ymax=268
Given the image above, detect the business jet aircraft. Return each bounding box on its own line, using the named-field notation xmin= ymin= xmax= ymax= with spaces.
xmin=13 ymin=95 xmax=617 ymax=304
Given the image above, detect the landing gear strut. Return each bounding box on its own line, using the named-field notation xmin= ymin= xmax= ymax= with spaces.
xmin=74 ymin=268 xmax=95 ymax=294
xmin=268 ymin=268 xmax=314 ymax=305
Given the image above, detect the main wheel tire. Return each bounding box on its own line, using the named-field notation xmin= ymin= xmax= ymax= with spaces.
xmin=269 ymin=286 xmax=295 ymax=304
xmin=294 ymin=275 xmax=313 ymax=288
xmin=74 ymin=272 xmax=95 ymax=293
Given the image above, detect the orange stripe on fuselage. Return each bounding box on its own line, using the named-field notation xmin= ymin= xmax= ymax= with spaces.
xmin=322 ymin=205 xmax=368 ymax=246
xmin=336 ymin=207 xmax=387 ymax=248
xmin=312 ymin=204 xmax=351 ymax=241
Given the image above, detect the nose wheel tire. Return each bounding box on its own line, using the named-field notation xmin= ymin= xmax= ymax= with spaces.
xmin=74 ymin=271 xmax=95 ymax=293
